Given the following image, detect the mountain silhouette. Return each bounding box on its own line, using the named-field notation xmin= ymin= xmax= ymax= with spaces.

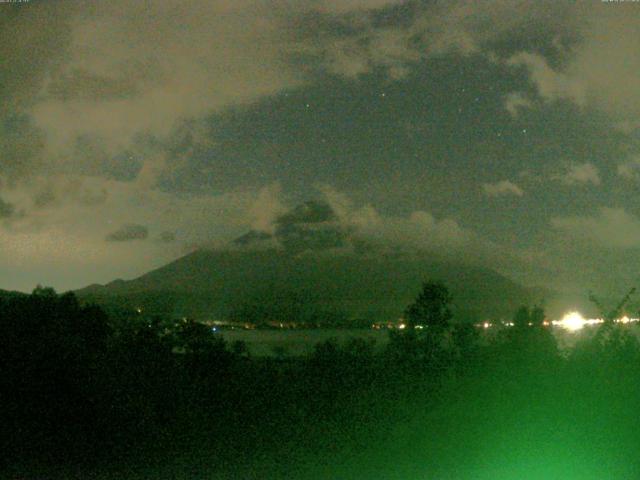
xmin=76 ymin=201 xmax=548 ymax=324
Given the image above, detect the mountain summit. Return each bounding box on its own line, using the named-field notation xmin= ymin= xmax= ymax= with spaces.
xmin=77 ymin=201 xmax=547 ymax=324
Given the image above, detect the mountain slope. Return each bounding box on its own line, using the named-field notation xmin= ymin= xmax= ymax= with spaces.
xmin=76 ymin=247 xmax=547 ymax=324
xmin=76 ymin=200 xmax=551 ymax=323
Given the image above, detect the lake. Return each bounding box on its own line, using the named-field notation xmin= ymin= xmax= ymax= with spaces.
xmin=214 ymin=328 xmax=388 ymax=356
xmin=213 ymin=324 xmax=625 ymax=356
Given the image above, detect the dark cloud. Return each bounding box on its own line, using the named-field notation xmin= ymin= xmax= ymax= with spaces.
xmin=0 ymin=2 xmax=74 ymax=188
xmin=276 ymin=200 xmax=337 ymax=226
xmin=0 ymin=113 xmax=45 ymax=185
xmin=158 ymin=231 xmax=176 ymax=243
xmin=0 ymin=2 xmax=74 ymax=110
xmin=233 ymin=230 xmax=272 ymax=247
xmin=77 ymin=186 xmax=109 ymax=207
xmin=274 ymin=200 xmax=347 ymax=252
xmin=227 ymin=194 xmax=534 ymax=288
xmin=33 ymin=186 xmax=56 ymax=209
xmin=68 ymin=134 xmax=143 ymax=182
xmin=2 ymin=0 xmax=640 ymax=298
xmin=105 ymin=224 xmax=149 ymax=242
xmin=0 ymin=196 xmax=15 ymax=219
xmin=47 ymin=68 xmax=143 ymax=102
xmin=32 ymin=177 xmax=109 ymax=209
xmin=231 ymin=200 xmax=347 ymax=253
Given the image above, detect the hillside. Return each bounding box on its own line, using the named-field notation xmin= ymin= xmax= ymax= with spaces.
xmin=76 ymin=200 xmax=550 ymax=324
xmin=76 ymin=247 xmax=547 ymax=324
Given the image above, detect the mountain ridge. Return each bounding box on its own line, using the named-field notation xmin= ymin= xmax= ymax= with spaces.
xmin=76 ymin=246 xmax=550 ymax=324
xmin=75 ymin=200 xmax=552 ymax=324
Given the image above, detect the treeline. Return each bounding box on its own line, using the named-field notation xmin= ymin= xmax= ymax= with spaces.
xmin=3 ymin=284 xmax=640 ymax=479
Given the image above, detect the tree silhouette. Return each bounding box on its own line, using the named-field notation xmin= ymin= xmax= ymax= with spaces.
xmin=513 ymin=305 xmax=531 ymax=328
xmin=404 ymin=280 xmax=452 ymax=330
xmin=513 ymin=304 xmax=545 ymax=328
xmin=530 ymin=304 xmax=545 ymax=326
xmin=589 ymin=287 xmax=636 ymax=323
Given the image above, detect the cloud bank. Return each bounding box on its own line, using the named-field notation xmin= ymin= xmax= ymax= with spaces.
xmin=105 ymin=224 xmax=149 ymax=242
xmin=482 ymin=180 xmax=524 ymax=197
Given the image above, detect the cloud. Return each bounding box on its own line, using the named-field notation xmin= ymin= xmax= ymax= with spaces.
xmin=354 ymin=209 xmax=473 ymax=254
xmin=551 ymin=207 xmax=640 ymax=249
xmin=318 ymin=186 xmax=475 ymax=255
xmin=299 ymin=0 xmax=576 ymax=80
xmin=293 ymin=0 xmax=640 ymax=131
xmin=318 ymin=0 xmax=404 ymax=14
xmin=504 ymin=92 xmax=534 ymax=117
xmin=51 ymin=2 xmax=295 ymax=121
xmin=617 ymin=157 xmax=640 ymax=181
xmin=6 ymin=0 xmax=305 ymax=195
xmin=6 ymin=0 xmax=639 ymax=199
xmin=105 ymin=224 xmax=149 ymax=242
xmin=234 ymin=185 xmax=480 ymax=259
xmin=30 ymin=175 xmax=109 ymax=209
xmin=310 ymin=1 xmax=640 ymax=130
xmin=0 ymin=197 xmax=15 ymax=219
xmin=507 ymin=52 xmax=587 ymax=106
xmin=566 ymin=5 xmax=640 ymax=122
xmin=1 ymin=0 xmax=615 ymax=200
xmin=0 ymin=113 xmax=46 ymax=186
xmin=158 ymin=231 xmax=176 ymax=243
xmin=500 ymin=4 xmax=640 ymax=124
xmin=305 ymin=23 xmax=423 ymax=79
xmin=0 ymin=176 xmax=261 ymax=290
xmin=309 ymin=187 xmax=555 ymax=287
xmin=295 ymin=3 xmax=470 ymax=79
xmin=1 ymin=0 xmax=422 ymax=184
xmin=1 ymin=1 xmax=416 ymax=195
xmin=247 ymin=183 xmax=288 ymax=234
xmin=233 ymin=230 xmax=273 ymax=248
xmin=4 ymin=0 xmax=637 ymax=295
xmin=298 ymin=1 xmax=640 ymax=126
xmin=236 ymin=196 xmax=349 ymax=253
xmin=555 ymin=163 xmax=601 ymax=186
xmin=0 ymin=4 xmax=73 ymax=188
xmin=276 ymin=200 xmax=337 ymax=226
xmin=482 ymin=180 xmax=524 ymax=197
xmin=273 ymin=199 xmax=347 ymax=253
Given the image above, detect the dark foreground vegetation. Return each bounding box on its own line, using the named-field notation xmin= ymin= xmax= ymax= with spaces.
xmin=4 ymin=284 xmax=640 ymax=479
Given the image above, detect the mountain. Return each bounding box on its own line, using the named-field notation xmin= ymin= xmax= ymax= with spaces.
xmin=76 ymin=248 xmax=548 ymax=324
xmin=76 ymin=200 xmax=550 ymax=324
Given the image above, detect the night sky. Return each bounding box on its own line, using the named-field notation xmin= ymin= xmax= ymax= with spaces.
xmin=2 ymin=0 xmax=640 ymax=298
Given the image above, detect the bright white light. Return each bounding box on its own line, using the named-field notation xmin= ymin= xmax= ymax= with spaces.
xmin=555 ymin=311 xmax=587 ymax=331
xmin=553 ymin=311 xmax=603 ymax=331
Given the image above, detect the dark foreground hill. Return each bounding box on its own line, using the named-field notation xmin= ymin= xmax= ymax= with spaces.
xmin=0 ymin=289 xmax=27 ymax=301
xmin=76 ymin=247 xmax=546 ymax=324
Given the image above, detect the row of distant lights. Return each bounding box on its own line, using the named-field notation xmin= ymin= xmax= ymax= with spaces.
xmin=475 ymin=312 xmax=640 ymax=332
xmin=396 ymin=324 xmax=425 ymax=330
xmin=138 ymin=307 xmax=637 ymax=334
